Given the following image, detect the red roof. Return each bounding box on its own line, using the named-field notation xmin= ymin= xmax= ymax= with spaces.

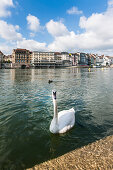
xmin=14 ymin=48 xmax=30 ymax=52
xmin=54 ymin=52 xmax=61 ymax=55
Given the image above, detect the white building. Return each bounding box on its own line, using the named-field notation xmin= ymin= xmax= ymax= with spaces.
xmin=61 ymin=52 xmax=71 ymax=66
xmin=96 ymin=55 xmax=111 ymax=66
xmin=54 ymin=52 xmax=71 ymax=66
xmin=32 ymin=51 xmax=56 ymax=67
xmin=109 ymin=56 xmax=113 ymax=65
xmin=96 ymin=56 xmax=104 ymax=66
xmin=101 ymin=56 xmax=110 ymax=66
xmin=60 ymin=52 xmax=69 ymax=60
xmin=54 ymin=52 xmax=63 ymax=66
xmin=31 ymin=51 xmax=72 ymax=67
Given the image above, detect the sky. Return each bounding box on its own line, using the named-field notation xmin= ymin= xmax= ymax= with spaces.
xmin=0 ymin=0 xmax=113 ymax=56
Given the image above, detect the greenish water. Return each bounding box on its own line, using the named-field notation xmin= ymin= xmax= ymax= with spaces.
xmin=0 ymin=68 xmax=113 ymax=169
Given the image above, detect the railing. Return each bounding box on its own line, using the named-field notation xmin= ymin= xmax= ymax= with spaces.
xmin=34 ymin=60 xmax=56 ymax=63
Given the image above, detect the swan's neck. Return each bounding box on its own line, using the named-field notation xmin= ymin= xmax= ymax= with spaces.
xmin=53 ymin=99 xmax=58 ymax=123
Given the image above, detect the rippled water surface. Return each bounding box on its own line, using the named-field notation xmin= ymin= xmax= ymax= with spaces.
xmin=0 ymin=68 xmax=113 ymax=169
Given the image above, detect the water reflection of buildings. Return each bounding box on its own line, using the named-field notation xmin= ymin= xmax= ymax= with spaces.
xmin=69 ymin=67 xmax=80 ymax=74
xmin=31 ymin=69 xmax=57 ymax=83
xmin=11 ymin=69 xmax=32 ymax=83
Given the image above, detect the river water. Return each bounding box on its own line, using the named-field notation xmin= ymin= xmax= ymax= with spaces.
xmin=0 ymin=68 xmax=113 ymax=169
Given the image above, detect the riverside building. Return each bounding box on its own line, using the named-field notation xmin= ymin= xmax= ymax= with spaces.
xmin=71 ymin=53 xmax=80 ymax=65
xmin=12 ymin=49 xmax=32 ymax=68
xmin=0 ymin=51 xmax=4 ymax=69
xmin=31 ymin=51 xmax=71 ymax=67
xmin=54 ymin=52 xmax=71 ymax=66
xmin=32 ymin=51 xmax=56 ymax=67
xmin=3 ymin=55 xmax=12 ymax=63
xmin=54 ymin=52 xmax=63 ymax=66
xmin=80 ymin=53 xmax=88 ymax=65
xmin=61 ymin=52 xmax=71 ymax=66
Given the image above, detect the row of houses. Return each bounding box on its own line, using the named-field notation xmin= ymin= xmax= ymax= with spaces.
xmin=0 ymin=48 xmax=113 ymax=68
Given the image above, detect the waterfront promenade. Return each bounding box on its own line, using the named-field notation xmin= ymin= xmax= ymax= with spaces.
xmin=28 ymin=135 xmax=113 ymax=170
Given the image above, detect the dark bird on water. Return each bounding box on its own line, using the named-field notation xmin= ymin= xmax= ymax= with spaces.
xmin=48 ymin=80 xmax=53 ymax=84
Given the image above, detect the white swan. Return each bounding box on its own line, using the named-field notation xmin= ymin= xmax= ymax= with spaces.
xmin=50 ymin=90 xmax=75 ymax=134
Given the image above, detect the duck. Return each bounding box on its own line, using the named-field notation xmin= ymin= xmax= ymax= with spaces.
xmin=48 ymin=80 xmax=53 ymax=84
xmin=50 ymin=90 xmax=75 ymax=134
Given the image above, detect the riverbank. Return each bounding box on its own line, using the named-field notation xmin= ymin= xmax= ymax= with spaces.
xmin=28 ymin=135 xmax=113 ymax=170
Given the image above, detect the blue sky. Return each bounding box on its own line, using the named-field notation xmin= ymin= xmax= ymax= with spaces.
xmin=0 ymin=0 xmax=113 ymax=56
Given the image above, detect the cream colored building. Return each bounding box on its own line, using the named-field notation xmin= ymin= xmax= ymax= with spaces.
xmin=3 ymin=55 xmax=12 ymax=63
xmin=32 ymin=51 xmax=71 ymax=67
xmin=54 ymin=52 xmax=62 ymax=66
xmin=32 ymin=51 xmax=56 ymax=67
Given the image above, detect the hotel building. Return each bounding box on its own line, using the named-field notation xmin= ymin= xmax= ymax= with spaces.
xmin=32 ymin=51 xmax=71 ymax=67
xmin=32 ymin=51 xmax=56 ymax=67
xmin=12 ymin=49 xmax=32 ymax=67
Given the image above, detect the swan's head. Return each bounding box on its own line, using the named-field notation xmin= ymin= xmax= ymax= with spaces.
xmin=52 ymin=90 xmax=57 ymax=100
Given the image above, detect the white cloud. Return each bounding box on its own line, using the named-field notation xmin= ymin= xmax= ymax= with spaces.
xmin=0 ymin=0 xmax=14 ymax=17
xmin=0 ymin=38 xmax=47 ymax=55
xmin=0 ymin=18 xmax=46 ymax=54
xmin=29 ymin=32 xmax=35 ymax=37
xmin=67 ymin=6 xmax=83 ymax=15
xmin=0 ymin=20 xmax=22 ymax=40
xmin=48 ymin=31 xmax=77 ymax=52
xmin=0 ymin=42 xmax=16 ymax=55
xmin=47 ymin=0 xmax=113 ymax=55
xmin=46 ymin=20 xmax=69 ymax=37
xmin=79 ymin=14 xmax=113 ymax=40
xmin=26 ymin=14 xmax=40 ymax=32
xmin=79 ymin=1 xmax=113 ymax=45
xmin=1 ymin=0 xmax=113 ymax=56
xmin=108 ymin=0 xmax=113 ymax=7
xmin=17 ymin=39 xmax=47 ymax=51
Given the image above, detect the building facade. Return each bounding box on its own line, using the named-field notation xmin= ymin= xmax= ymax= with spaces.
xmin=90 ymin=54 xmax=97 ymax=65
xmin=54 ymin=52 xmax=63 ymax=66
xmin=109 ymin=56 xmax=113 ymax=65
xmin=32 ymin=51 xmax=56 ymax=67
xmin=3 ymin=55 xmax=12 ymax=63
xmin=61 ymin=52 xmax=71 ymax=66
xmin=0 ymin=51 xmax=4 ymax=68
xmin=31 ymin=51 xmax=72 ymax=67
xmin=80 ymin=53 xmax=88 ymax=65
xmin=96 ymin=55 xmax=104 ymax=66
xmin=12 ymin=49 xmax=32 ymax=68
xmin=71 ymin=53 xmax=80 ymax=65
xmin=101 ymin=56 xmax=111 ymax=66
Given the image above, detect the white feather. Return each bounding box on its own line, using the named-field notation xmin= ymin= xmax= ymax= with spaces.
xmin=50 ymin=91 xmax=75 ymax=134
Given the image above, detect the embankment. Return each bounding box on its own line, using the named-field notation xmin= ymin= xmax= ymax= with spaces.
xmin=27 ymin=135 xmax=113 ymax=170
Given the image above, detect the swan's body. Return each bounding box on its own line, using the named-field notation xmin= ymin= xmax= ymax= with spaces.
xmin=50 ymin=90 xmax=75 ymax=134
